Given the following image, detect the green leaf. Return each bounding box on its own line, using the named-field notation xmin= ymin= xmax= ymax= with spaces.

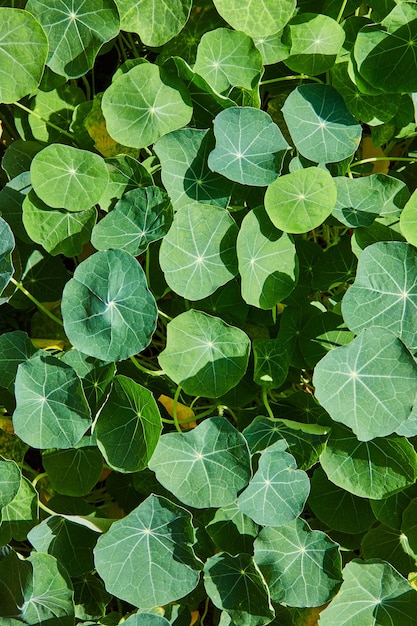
xmin=94 ymin=494 xmax=201 ymax=608
xmin=252 ymin=338 xmax=290 ymax=388
xmin=158 ymin=310 xmax=250 ymax=397
xmin=341 ymin=242 xmax=417 ymax=351
xmin=159 ymin=204 xmax=238 ymax=300
xmin=320 ymin=423 xmax=417 ymax=499
xmin=26 ymin=0 xmax=120 ymax=79
xmin=154 ymin=128 xmax=233 ymax=211
xmin=206 ymin=502 xmax=259 ymax=555
xmin=95 ymin=375 xmax=162 ymax=473
xmin=62 ymin=249 xmax=158 ymax=362
xmin=0 ymin=477 xmax=38 ymax=545
xmin=0 ymin=217 xmax=15 ymax=301
xmin=0 ymin=458 xmax=21 ymax=510
xmin=0 ymin=8 xmax=48 ymax=104
xmin=115 ymin=0 xmax=192 ymax=46
xmin=102 ymin=63 xmax=193 ymax=149
xmin=371 ymin=484 xmax=417 ymax=531
xmin=149 ymin=417 xmax=251 ymax=508
xmin=402 ymin=499 xmax=417 ymax=554
xmin=361 ymin=524 xmax=417 ymax=576
xmin=0 ymin=331 xmax=39 ymax=393
xmin=313 ymin=327 xmax=417 ymax=441
xmin=212 ymin=0 xmax=296 ymax=38
xmin=30 ymin=144 xmax=108 ymax=212
xmin=208 ymin=107 xmax=289 ymax=186
xmin=319 ymin=559 xmax=417 ymax=626
xmin=0 ymin=548 xmax=32 ymax=619
xmin=264 ymin=167 xmax=337 ymax=234
xmin=237 ymin=441 xmax=310 ymax=526
xmin=98 ymin=155 xmax=153 ymax=212
xmin=400 ymin=188 xmax=417 ymax=247
xmin=13 ymin=353 xmax=91 ymax=449
xmin=254 ymin=518 xmax=342 ymax=607
xmin=122 ymin=615 xmax=171 ymax=626
xmin=194 ymin=28 xmax=263 ymax=94
xmin=204 ymin=552 xmax=274 ymax=626
xmin=282 ymin=84 xmax=362 ymax=163
xmin=73 ymin=573 xmax=112 ymax=621
xmin=237 ymin=206 xmax=297 ymax=309
xmin=42 ymin=445 xmax=103 ymax=497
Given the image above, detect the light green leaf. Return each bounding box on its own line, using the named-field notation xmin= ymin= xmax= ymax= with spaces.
xmin=282 ymin=84 xmax=362 ymax=163
xmin=30 ymin=144 xmax=108 ymax=212
xmin=253 ymin=31 xmax=291 ymax=65
xmin=122 ymin=615 xmax=171 ymax=626
xmin=94 ymin=494 xmax=201 ymax=608
xmin=95 ymin=375 xmax=162 ymax=473
xmin=26 ymin=0 xmax=120 ymax=79
xmin=62 ymin=249 xmax=158 ymax=362
xmin=206 ymin=502 xmax=259 ymax=555
xmin=92 ymin=186 xmax=172 ymax=255
xmin=0 ymin=217 xmax=15 ymax=302
xmin=42 ymin=445 xmax=103 ymax=497
xmin=158 ymin=310 xmax=250 ymax=397
xmin=313 ymin=327 xmax=417 ymax=441
xmin=264 ymin=167 xmax=337 ymax=234
xmin=254 ymin=518 xmax=342 ymax=607
xmin=149 ymin=417 xmax=251 ymax=508
xmin=341 ymin=242 xmax=417 ymax=352
xmin=208 ymin=107 xmax=289 ymax=186
xmin=13 ymin=353 xmax=91 ymax=449
xmin=212 ymin=0 xmax=296 ymax=38
xmin=400 ymin=188 xmax=417 ymax=247
xmin=0 ymin=8 xmax=48 ymax=104
xmin=0 ymin=459 xmax=21 ymax=510
xmin=0 ymin=477 xmax=38 ymax=545
xmin=194 ymin=28 xmax=263 ymax=94
xmin=115 ymin=0 xmax=192 ymax=46
xmin=237 ymin=441 xmax=310 ymax=526
xmin=237 ymin=206 xmax=297 ymax=309
xmin=102 ymin=63 xmax=193 ymax=149
xmin=154 ymin=128 xmax=233 ymax=211
xmin=22 ymin=190 xmax=97 ymax=257
xmin=0 ymin=331 xmax=39 ymax=393
xmin=204 ymin=552 xmax=274 ymax=626
xmin=252 ymin=338 xmax=290 ymax=388
xmin=159 ymin=204 xmax=238 ymax=300
xmin=319 ymin=559 xmax=417 ymax=626
xmin=320 ymin=423 xmax=417 ymax=499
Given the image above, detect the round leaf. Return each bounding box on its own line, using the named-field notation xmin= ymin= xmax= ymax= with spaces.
xmin=282 ymin=84 xmax=362 ymax=163
xmin=212 ymin=0 xmax=296 ymax=38
xmin=0 ymin=459 xmax=21 ymax=510
xmin=0 ymin=8 xmax=47 ymax=104
xmin=102 ymin=63 xmax=193 ymax=149
xmin=30 ymin=144 xmax=108 ymax=212
xmin=42 ymin=446 xmax=103 ymax=497
xmin=264 ymin=167 xmax=337 ymax=233
xmin=361 ymin=524 xmax=417 ymax=576
xmin=0 ymin=217 xmax=15 ymax=300
xmin=400 ymin=188 xmax=417 ymax=247
xmin=149 ymin=417 xmax=251 ymax=508
xmin=62 ymin=249 xmax=158 ymax=362
xmin=0 ymin=331 xmax=40 ymax=394
xmin=159 ymin=204 xmax=238 ymax=300
xmin=158 ymin=310 xmax=250 ymax=398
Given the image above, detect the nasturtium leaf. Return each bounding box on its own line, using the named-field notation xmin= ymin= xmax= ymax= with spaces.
xmin=282 ymin=84 xmax=362 ymax=163
xmin=252 ymin=338 xmax=290 ymax=388
xmin=0 ymin=8 xmax=48 ymax=104
xmin=30 ymin=144 xmax=108 ymax=212
xmin=204 ymin=552 xmax=274 ymax=626
xmin=13 ymin=353 xmax=91 ymax=449
xmin=400 ymin=188 xmax=417 ymax=247
xmin=212 ymin=0 xmax=296 ymax=38
xmin=237 ymin=441 xmax=310 ymax=526
xmin=341 ymin=242 xmax=417 ymax=352
xmin=25 ymin=0 xmax=120 ymax=79
xmin=99 ymin=155 xmax=153 ymax=212
xmin=122 ymin=615 xmax=171 ymax=626
xmin=102 ymin=63 xmax=193 ymax=149
xmin=154 ymin=128 xmax=233 ymax=211
xmin=313 ymin=327 xmax=417 ymax=441
xmin=0 ymin=217 xmax=14 ymax=301
xmin=159 ymin=204 xmax=238 ymax=300
xmin=320 ymin=423 xmax=417 ymax=499
xmin=309 ymin=467 xmax=376 ymax=534
xmin=42 ymin=445 xmax=103 ymax=497
xmin=0 ymin=331 xmax=40 ymax=393
xmin=264 ymin=167 xmax=337 ymax=233
xmin=28 ymin=515 xmax=98 ymax=577
xmin=237 ymin=206 xmax=297 ymax=309
xmin=94 ymin=494 xmax=201 ymax=608
xmin=95 ymin=375 xmax=162 ymax=473
xmin=402 ymin=499 xmax=417 ymax=555
xmin=0 ymin=476 xmax=38 ymax=544
xmin=371 ymin=484 xmax=417 ymax=531
xmin=283 ymin=13 xmax=345 ymax=75
xmin=158 ymin=310 xmax=250 ymax=397
xmin=0 ymin=548 xmax=32 ymax=619
xmin=149 ymin=417 xmax=251 ymax=508
xmin=73 ymin=574 xmax=112 ymax=621
xmin=361 ymin=524 xmax=417 ymax=576
xmin=62 ymin=249 xmax=158 ymax=362
xmin=194 ymin=28 xmax=263 ymax=94
xmin=22 ymin=190 xmax=97 ymax=257
xmin=319 ymin=559 xmax=417 ymax=626
xmin=254 ymin=518 xmax=342 ymax=608
xmin=206 ymin=502 xmax=259 ymax=555
xmin=0 ymin=458 xmax=21 ymax=510
xmin=0 ymin=170 xmax=32 ymax=244
xmin=253 ymin=31 xmax=291 ymax=65
xmin=115 ymin=0 xmax=191 ymax=46
xmin=92 ymin=186 xmax=172 ymax=255
xmin=208 ymin=107 xmax=290 ymax=186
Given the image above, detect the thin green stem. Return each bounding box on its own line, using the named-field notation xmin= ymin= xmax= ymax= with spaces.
xmin=260 ymin=74 xmax=324 ymax=86
xmin=145 ymin=247 xmax=151 ymax=286
xmin=200 ymin=597 xmax=210 ymax=626
xmin=272 ymin=305 xmax=277 ymax=325
xmin=126 ymin=32 xmax=140 ymax=58
xmin=81 ymin=75 xmax=91 ymax=100
xmin=10 ymin=277 xmax=64 ymax=326
xmin=351 ymin=156 xmax=417 ymax=167
xmin=13 ymin=101 xmax=76 ymax=143
xmin=173 ymin=385 xmax=183 ymax=433
xmin=262 ymin=387 xmax=275 ymax=420
xmin=130 ymin=355 xmax=164 ymax=376
xmin=336 ymin=0 xmax=349 ymax=23
xmin=38 ymin=500 xmax=58 ymax=517
xmin=32 ymin=472 xmax=48 ymax=489
xmin=158 ymin=308 xmax=172 ymax=322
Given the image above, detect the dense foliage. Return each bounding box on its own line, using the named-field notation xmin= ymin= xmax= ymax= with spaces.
xmin=2 ymin=0 xmax=417 ymax=624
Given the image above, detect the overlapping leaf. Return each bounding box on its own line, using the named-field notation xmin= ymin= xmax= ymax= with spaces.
xmin=42 ymin=445 xmax=103 ymax=497
xmin=0 ymin=217 xmax=14 ymax=301
xmin=212 ymin=0 xmax=296 ymax=38
xmin=0 ymin=331 xmax=40 ymax=393
xmin=0 ymin=459 xmax=21 ymax=510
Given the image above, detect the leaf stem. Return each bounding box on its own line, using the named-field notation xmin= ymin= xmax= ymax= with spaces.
xmin=200 ymin=597 xmax=210 ymax=626
xmin=262 ymin=388 xmax=275 ymax=420
xmin=336 ymin=0 xmax=349 ymax=23
xmin=13 ymin=100 xmax=76 ymax=143
xmin=130 ymin=355 xmax=164 ymax=376
xmin=38 ymin=499 xmax=58 ymax=517
xmin=350 ymin=156 xmax=417 ymax=168
xmin=10 ymin=277 xmax=64 ymax=327
xmin=260 ymin=74 xmax=324 ymax=86
xmin=173 ymin=385 xmax=183 ymax=433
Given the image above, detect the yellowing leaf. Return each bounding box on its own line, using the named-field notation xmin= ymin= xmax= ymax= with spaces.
xmin=360 ymin=136 xmax=389 ymax=174
xmin=85 ymin=94 xmax=139 ymax=158
xmin=158 ymin=394 xmax=197 ymax=429
xmin=31 ymin=339 xmax=65 ymax=351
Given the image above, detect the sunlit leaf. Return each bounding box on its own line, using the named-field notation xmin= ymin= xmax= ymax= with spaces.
xmin=212 ymin=0 xmax=296 ymax=38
